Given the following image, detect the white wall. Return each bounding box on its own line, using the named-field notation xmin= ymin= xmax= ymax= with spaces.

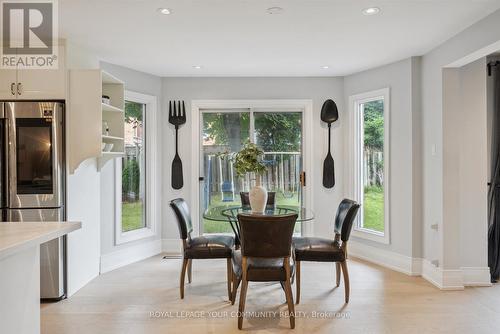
xmin=441 ymin=58 xmax=489 ymax=271
xmin=422 ymin=9 xmax=500 ymax=274
xmin=343 ymin=58 xmax=422 ymax=259
xmin=439 ymin=58 xmax=490 ymax=287
xmin=442 ymin=68 xmax=462 ymax=270
xmin=99 ymin=62 xmax=163 ymax=267
xmin=161 ymin=77 xmax=345 ymax=247
xmin=457 ymin=59 xmax=489 ymax=269
xmin=411 ymin=57 xmax=423 ymax=259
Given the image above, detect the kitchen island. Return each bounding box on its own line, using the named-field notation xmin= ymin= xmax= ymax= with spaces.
xmin=0 ymin=222 xmax=81 ymax=334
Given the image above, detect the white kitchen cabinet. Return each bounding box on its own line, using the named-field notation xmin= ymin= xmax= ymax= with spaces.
xmin=17 ymin=68 xmax=65 ymax=100
xmin=16 ymin=46 xmax=66 ymax=100
xmin=0 ymin=69 xmax=17 ymax=99
xmin=0 ymin=45 xmax=65 ymax=100
xmin=16 ymin=68 xmax=65 ymax=99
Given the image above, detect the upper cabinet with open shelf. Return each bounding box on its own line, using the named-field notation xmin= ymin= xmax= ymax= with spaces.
xmin=68 ymin=70 xmax=125 ymax=173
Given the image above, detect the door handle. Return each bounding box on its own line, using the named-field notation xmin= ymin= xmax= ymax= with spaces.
xmin=10 ymin=83 xmax=15 ymax=96
xmin=300 ymin=171 xmax=306 ymax=187
xmin=16 ymin=83 xmax=22 ymax=96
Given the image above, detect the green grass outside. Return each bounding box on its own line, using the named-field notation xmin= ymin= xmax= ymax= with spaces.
xmin=204 ymin=191 xmax=301 ymax=234
xmin=363 ymin=186 xmax=384 ymax=232
xmin=122 ymin=201 xmax=144 ymax=232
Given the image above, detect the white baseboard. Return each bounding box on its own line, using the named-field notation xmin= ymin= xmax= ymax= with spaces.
xmin=461 ymin=267 xmax=492 ymax=287
xmin=422 ymin=261 xmax=466 ymax=290
xmin=349 ymin=241 xmax=490 ymax=290
xmin=349 ymin=240 xmax=419 ymax=276
xmin=161 ymin=238 xmax=182 ymax=256
xmin=100 ymin=239 xmax=162 ymax=274
xmin=421 ymin=258 xmax=444 ymax=289
xmin=441 ymin=269 xmax=464 ymax=290
xmin=411 ymin=258 xmax=423 ymax=276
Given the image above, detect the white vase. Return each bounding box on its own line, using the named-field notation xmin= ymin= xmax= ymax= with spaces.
xmin=249 ymin=185 xmax=267 ymax=214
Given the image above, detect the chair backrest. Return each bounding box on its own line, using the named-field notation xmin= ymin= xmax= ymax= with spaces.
xmin=170 ymin=198 xmax=193 ymax=240
xmin=240 ymin=191 xmax=276 ymax=208
xmin=333 ymin=199 xmax=361 ymax=242
xmin=238 ymin=213 xmax=297 ymax=258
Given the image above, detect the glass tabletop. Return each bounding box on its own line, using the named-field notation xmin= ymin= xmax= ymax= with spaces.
xmin=203 ymin=205 xmax=315 ymax=223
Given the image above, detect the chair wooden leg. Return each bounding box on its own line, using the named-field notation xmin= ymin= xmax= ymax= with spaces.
xmin=226 ymin=258 xmax=232 ymax=301
xmin=336 ymin=262 xmax=341 ymax=287
xmin=231 ymin=274 xmax=241 ymax=305
xmin=284 ymin=258 xmax=295 ymax=329
xmin=238 ymin=279 xmax=248 ymax=330
xmin=187 ymin=259 xmax=192 ymax=284
xmin=296 ymin=260 xmax=301 ymax=304
xmin=180 ymin=258 xmax=188 ymax=299
xmin=340 ymin=261 xmax=350 ymax=303
xmin=238 ymin=257 xmax=248 ymax=330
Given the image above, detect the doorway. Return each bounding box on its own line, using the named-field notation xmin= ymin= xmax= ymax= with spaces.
xmin=191 ymin=100 xmax=313 ymax=237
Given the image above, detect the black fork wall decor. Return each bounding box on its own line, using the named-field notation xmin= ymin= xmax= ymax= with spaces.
xmin=169 ymin=100 xmax=186 ymax=190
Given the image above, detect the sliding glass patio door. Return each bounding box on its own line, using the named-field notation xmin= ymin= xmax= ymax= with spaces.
xmin=200 ymin=108 xmax=304 ymax=234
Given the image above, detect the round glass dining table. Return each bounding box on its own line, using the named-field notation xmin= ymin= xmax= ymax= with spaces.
xmin=203 ymin=205 xmax=314 ymax=245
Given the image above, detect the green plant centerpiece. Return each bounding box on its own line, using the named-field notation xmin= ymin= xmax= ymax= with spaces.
xmin=232 ymin=142 xmax=266 ymax=178
xmin=220 ymin=141 xmax=268 ymax=213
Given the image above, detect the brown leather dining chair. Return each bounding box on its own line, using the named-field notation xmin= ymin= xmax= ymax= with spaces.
xmin=293 ymin=199 xmax=360 ymax=304
xmin=231 ymin=213 xmax=298 ymax=330
xmin=170 ymin=198 xmax=235 ymax=300
xmin=240 ymin=191 xmax=276 ymax=209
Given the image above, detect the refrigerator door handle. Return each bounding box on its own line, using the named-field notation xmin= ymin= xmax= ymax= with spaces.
xmin=0 ymin=104 xmax=6 ymax=210
xmin=6 ymin=103 xmax=16 ymax=208
xmin=2 ymin=118 xmax=7 ymax=209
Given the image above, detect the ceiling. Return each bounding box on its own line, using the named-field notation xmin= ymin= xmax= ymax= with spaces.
xmin=60 ymin=0 xmax=500 ymax=77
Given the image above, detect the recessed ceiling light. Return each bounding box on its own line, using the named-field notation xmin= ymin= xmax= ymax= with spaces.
xmin=193 ymin=65 xmax=202 ymax=69
xmin=362 ymin=7 xmax=380 ymax=16
xmin=157 ymin=8 xmax=171 ymax=15
xmin=321 ymin=65 xmax=330 ymax=69
xmin=267 ymin=7 xmax=284 ymax=15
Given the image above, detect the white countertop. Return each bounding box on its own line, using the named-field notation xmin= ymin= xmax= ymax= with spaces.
xmin=0 ymin=222 xmax=81 ymax=260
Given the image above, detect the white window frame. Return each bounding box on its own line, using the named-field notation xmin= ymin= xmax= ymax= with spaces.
xmin=115 ymin=91 xmax=159 ymax=245
xmin=191 ymin=100 xmax=314 ymax=237
xmin=348 ymin=88 xmax=390 ymax=244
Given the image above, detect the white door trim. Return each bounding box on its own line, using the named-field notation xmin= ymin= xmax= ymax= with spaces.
xmin=191 ymin=99 xmax=314 ymax=237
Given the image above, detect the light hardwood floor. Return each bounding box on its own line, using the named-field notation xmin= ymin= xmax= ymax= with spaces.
xmin=41 ymin=255 xmax=500 ymax=334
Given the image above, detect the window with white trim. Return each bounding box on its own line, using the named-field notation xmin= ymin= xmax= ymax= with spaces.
xmin=350 ymin=89 xmax=390 ymax=243
xmin=115 ymin=91 xmax=158 ymax=245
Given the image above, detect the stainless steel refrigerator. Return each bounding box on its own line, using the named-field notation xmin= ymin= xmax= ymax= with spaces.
xmin=0 ymin=101 xmax=66 ymax=300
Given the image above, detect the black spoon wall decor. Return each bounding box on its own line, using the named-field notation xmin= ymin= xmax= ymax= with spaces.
xmin=168 ymin=100 xmax=186 ymax=190
xmin=321 ymin=99 xmax=339 ymax=188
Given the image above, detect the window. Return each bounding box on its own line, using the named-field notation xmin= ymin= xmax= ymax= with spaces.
xmin=122 ymin=100 xmax=146 ymax=232
xmin=115 ymin=91 xmax=158 ymax=244
xmin=349 ymin=89 xmax=390 ymax=243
